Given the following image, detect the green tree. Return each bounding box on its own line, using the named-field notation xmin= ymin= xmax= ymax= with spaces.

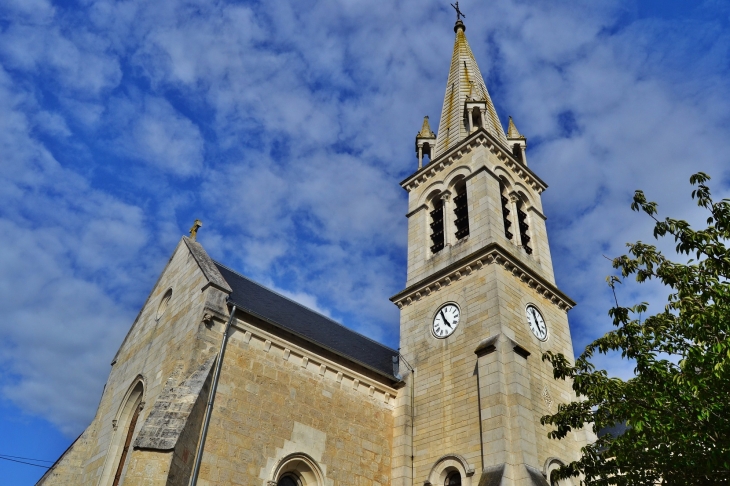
xmin=543 ymin=173 xmax=730 ymax=485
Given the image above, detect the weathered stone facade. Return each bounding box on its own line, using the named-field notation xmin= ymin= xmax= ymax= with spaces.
xmin=39 ymin=18 xmax=589 ymax=486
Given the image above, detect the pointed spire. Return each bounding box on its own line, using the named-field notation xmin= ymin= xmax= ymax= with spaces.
xmin=417 ymin=116 xmax=436 ymax=138
xmin=507 ymin=116 xmax=524 ymax=139
xmin=433 ymin=19 xmax=508 ymax=158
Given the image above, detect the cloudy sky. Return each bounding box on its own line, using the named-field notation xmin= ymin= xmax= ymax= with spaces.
xmin=1 ymin=0 xmax=729 ymax=482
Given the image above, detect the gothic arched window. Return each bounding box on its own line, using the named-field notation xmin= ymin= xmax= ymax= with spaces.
xmin=278 ymin=474 xmax=300 ymax=486
xmin=99 ymin=378 xmax=145 ymax=486
xmin=271 ymin=453 xmax=324 ymax=486
xmin=445 ymin=471 xmax=462 ymax=486
xmin=112 ymin=400 xmax=143 ymax=486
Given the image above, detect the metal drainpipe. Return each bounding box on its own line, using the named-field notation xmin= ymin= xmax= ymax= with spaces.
xmin=411 ymin=368 xmax=415 ymax=486
xmin=189 ymin=303 xmax=237 ymax=486
xmin=397 ymin=353 xmax=416 ymax=486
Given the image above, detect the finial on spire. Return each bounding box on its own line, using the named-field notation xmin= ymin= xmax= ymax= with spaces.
xmin=189 ymin=219 xmax=203 ymax=242
xmin=451 ymin=2 xmax=465 ymax=21
xmin=451 ymin=2 xmax=466 ymax=32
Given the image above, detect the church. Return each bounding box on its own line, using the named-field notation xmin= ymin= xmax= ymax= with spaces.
xmin=38 ymin=14 xmax=591 ymax=486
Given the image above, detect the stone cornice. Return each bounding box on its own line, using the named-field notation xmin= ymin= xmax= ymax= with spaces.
xmin=390 ymin=242 xmax=576 ymax=311
xmin=527 ymin=205 xmax=547 ymax=221
xmin=406 ymin=204 xmax=428 ymax=218
xmin=400 ymin=128 xmax=547 ymax=194
xmin=230 ymin=319 xmax=398 ymax=407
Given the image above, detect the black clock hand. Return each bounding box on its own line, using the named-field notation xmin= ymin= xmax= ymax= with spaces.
xmin=532 ymin=309 xmax=541 ymax=329
xmin=533 ymin=310 xmax=544 ymax=331
xmin=439 ymin=309 xmax=452 ymax=328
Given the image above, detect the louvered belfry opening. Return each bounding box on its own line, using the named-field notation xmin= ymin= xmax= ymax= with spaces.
xmin=500 ymin=182 xmax=513 ymax=241
xmin=512 ymin=143 xmax=524 ymax=164
xmin=516 ymin=199 xmax=532 ymax=254
xmin=454 ymin=183 xmax=469 ymax=240
xmin=471 ymin=107 xmax=483 ymax=131
xmin=430 ymin=198 xmax=445 ymax=253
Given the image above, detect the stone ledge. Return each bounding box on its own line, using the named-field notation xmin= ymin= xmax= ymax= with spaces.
xmin=390 ymin=242 xmax=575 ymax=312
xmin=400 ymin=129 xmax=547 ymax=195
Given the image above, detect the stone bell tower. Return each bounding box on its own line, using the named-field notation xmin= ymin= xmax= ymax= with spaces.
xmin=390 ymin=17 xmax=588 ymax=486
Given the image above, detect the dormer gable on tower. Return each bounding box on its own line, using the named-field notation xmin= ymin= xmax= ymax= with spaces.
xmin=507 ymin=116 xmax=528 ymax=166
xmin=415 ymin=116 xmax=437 ymax=169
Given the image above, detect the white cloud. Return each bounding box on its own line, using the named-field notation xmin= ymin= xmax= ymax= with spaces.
xmin=0 ymin=16 xmax=121 ymax=98
xmin=0 ymin=0 xmax=729 ymax=438
xmin=0 ymin=69 xmax=153 ymax=433
xmin=127 ymin=97 xmax=205 ymax=176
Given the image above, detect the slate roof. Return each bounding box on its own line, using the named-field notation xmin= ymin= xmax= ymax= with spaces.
xmin=214 ymin=262 xmax=399 ymax=380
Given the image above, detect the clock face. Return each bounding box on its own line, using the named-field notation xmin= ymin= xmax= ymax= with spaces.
xmin=526 ymin=304 xmax=548 ymax=341
xmin=433 ymin=303 xmax=460 ymax=339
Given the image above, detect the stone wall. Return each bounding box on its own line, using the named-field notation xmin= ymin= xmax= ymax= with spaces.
xmin=396 ymin=259 xmax=586 ymax=486
xmin=39 ymin=238 xmax=228 ymax=485
xmin=194 ymin=316 xmax=396 ymax=486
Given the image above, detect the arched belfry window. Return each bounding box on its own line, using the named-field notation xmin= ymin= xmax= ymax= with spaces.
xmin=516 ymin=198 xmax=532 ymax=255
xmin=453 ymin=182 xmax=469 ymax=240
xmin=471 ymin=107 xmax=483 ymax=131
xmin=445 ymin=471 xmax=462 ymax=486
xmin=430 ymin=196 xmax=445 ymax=253
xmin=499 ymin=181 xmax=513 ymax=241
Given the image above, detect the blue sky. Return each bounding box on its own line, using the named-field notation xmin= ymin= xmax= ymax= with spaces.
xmin=1 ymin=0 xmax=730 ymax=483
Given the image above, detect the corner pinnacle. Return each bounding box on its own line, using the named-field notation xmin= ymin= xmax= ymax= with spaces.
xmin=507 ymin=116 xmax=525 ymax=139
xmin=417 ymin=116 xmax=436 ymax=138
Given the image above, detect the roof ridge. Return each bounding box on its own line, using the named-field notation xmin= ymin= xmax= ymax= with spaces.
xmin=213 ymin=261 xmax=399 ymax=354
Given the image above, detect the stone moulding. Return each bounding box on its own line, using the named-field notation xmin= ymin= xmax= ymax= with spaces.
xmin=390 ymin=242 xmax=576 ymax=312
xmin=400 ymin=128 xmax=547 ymax=195
xmin=268 ymin=452 xmax=325 ymax=486
xmin=424 ymin=453 xmax=476 ymax=486
xmin=474 ymin=335 xmax=499 ymax=357
xmin=182 ymin=236 xmax=232 ymax=293
xmin=231 ymin=320 xmax=398 ymax=407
